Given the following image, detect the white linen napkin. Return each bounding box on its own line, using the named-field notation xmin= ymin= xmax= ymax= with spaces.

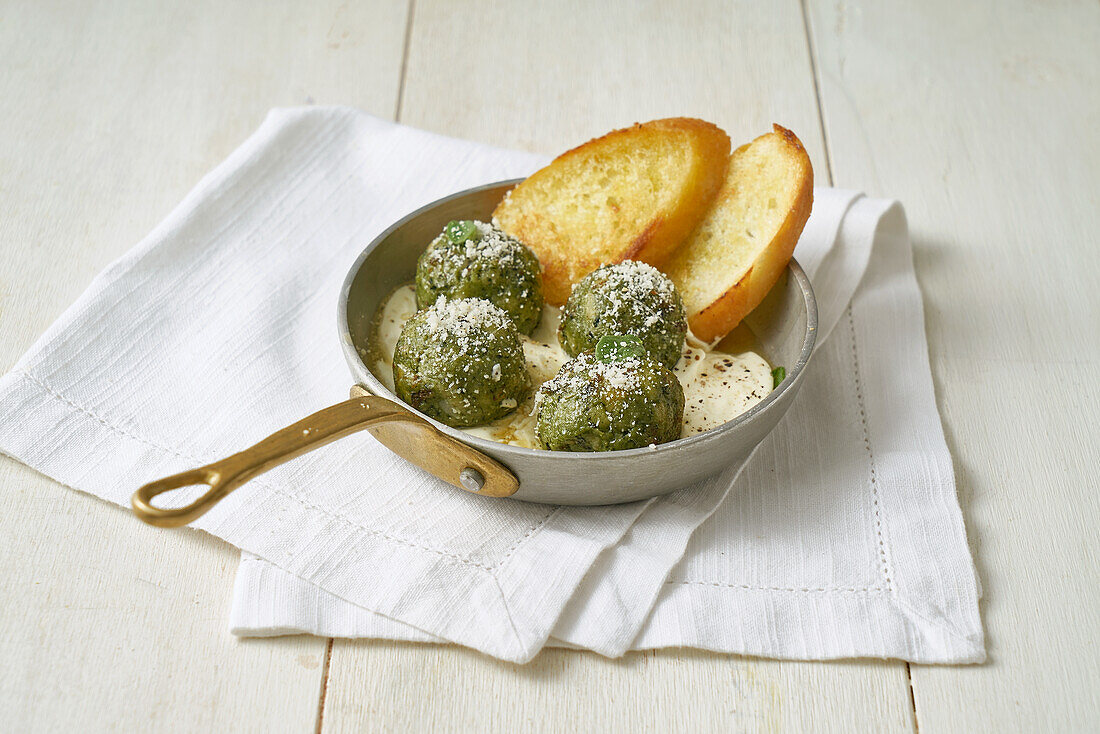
xmin=0 ymin=107 xmax=983 ymax=663
xmin=230 ymin=187 xmax=984 ymax=662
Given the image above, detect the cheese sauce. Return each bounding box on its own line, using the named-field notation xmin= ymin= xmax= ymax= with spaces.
xmin=368 ymin=285 xmax=773 ymax=449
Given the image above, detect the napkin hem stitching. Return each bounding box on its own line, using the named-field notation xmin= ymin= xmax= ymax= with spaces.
xmin=488 ymin=506 xmax=562 ymax=571
xmin=668 ymin=580 xmax=888 ymax=593
xmin=847 ymin=307 xmax=895 ymax=592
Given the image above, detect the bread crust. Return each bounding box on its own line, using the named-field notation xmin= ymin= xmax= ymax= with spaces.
xmin=682 ymin=125 xmax=814 ymax=342
xmin=494 ymin=118 xmax=730 ymax=305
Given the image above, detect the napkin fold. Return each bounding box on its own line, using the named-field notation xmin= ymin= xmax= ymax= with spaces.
xmin=0 ymin=107 xmax=983 ymax=663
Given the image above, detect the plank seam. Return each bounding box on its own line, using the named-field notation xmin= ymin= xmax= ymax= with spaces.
xmin=394 ymin=0 xmax=417 ymax=122
xmin=906 ymin=663 xmax=921 ymax=733
xmin=798 ymin=0 xmax=836 ymax=186
xmin=314 ymin=638 xmax=334 ymax=734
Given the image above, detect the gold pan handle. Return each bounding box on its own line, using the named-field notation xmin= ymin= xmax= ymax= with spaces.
xmin=131 ymin=389 xmax=518 ymax=528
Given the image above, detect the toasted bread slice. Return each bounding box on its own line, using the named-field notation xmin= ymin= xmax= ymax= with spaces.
xmin=493 ymin=118 xmax=730 ymax=305
xmin=665 ymin=125 xmax=813 ymax=342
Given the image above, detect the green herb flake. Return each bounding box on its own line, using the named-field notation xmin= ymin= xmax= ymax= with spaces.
xmin=444 ymin=220 xmax=479 ymax=244
xmin=595 ymin=334 xmax=646 ymax=363
xmin=771 ymin=366 xmax=786 ymax=389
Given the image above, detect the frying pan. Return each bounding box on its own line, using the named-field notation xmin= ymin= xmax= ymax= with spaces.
xmin=132 ymin=180 xmax=816 ymax=526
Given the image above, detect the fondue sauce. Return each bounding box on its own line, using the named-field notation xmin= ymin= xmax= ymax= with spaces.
xmin=369 ymin=285 xmax=773 ymax=449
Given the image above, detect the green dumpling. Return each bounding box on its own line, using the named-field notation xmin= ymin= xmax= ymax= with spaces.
xmin=393 ymin=297 xmax=529 ymax=428
xmin=415 ymin=220 xmax=543 ymax=334
xmin=558 ymin=260 xmax=687 ymax=369
xmin=534 ymin=336 xmax=684 ymax=452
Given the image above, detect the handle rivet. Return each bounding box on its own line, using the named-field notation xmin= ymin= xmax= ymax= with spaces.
xmin=459 ymin=467 xmax=485 ymax=492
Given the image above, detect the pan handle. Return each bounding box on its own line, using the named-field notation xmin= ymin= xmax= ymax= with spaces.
xmin=131 ymin=389 xmax=518 ymax=528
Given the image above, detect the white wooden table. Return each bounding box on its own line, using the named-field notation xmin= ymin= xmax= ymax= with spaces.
xmin=2 ymin=1 xmax=1097 ymax=730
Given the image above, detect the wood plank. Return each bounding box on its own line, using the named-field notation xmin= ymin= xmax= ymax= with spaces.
xmin=323 ymin=642 xmax=914 ymax=733
xmin=0 ymin=0 xmax=408 ymax=729
xmin=807 ymin=0 xmax=1100 ymax=730
xmin=0 ymin=463 xmax=327 ymax=730
xmin=322 ymin=2 xmax=914 ymax=731
xmin=398 ymin=0 xmax=830 ymax=172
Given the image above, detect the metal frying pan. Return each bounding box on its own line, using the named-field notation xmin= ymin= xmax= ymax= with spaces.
xmin=132 ymin=180 xmax=816 ymax=526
